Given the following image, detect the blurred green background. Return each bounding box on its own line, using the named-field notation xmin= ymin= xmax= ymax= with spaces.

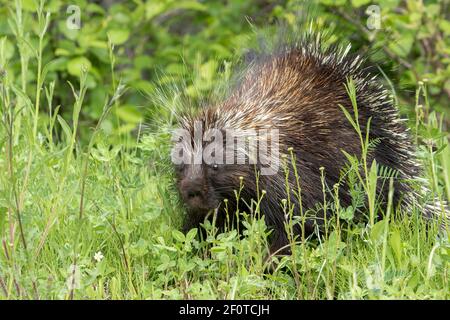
xmin=0 ymin=0 xmax=449 ymax=300
xmin=0 ymin=0 xmax=449 ymax=142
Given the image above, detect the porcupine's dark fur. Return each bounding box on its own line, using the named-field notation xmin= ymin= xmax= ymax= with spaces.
xmin=173 ymin=32 xmax=448 ymax=255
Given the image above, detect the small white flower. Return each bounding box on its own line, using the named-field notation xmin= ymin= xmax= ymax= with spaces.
xmin=37 ymin=132 xmax=45 ymax=144
xmin=94 ymin=251 xmax=104 ymax=262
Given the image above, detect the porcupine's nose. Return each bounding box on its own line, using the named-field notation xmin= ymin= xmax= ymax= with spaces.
xmin=187 ymin=184 xmax=202 ymax=199
xmin=180 ymin=176 xmax=206 ymax=208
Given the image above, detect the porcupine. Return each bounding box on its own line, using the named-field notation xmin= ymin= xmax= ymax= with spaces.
xmin=171 ymin=32 xmax=448 ymax=256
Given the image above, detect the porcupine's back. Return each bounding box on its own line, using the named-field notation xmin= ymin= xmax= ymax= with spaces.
xmin=217 ymin=34 xmax=419 ymax=211
xmin=177 ymin=34 xmax=447 ymax=253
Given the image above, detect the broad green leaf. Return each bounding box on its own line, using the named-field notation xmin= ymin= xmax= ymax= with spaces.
xmin=22 ymin=0 xmax=38 ymax=11
xmin=67 ymin=57 xmax=91 ymax=77
xmin=389 ymin=229 xmax=402 ymax=265
xmin=370 ymin=219 xmax=387 ymax=243
xmin=325 ymin=230 xmax=346 ymax=260
xmin=57 ymin=115 xmax=72 ymax=144
xmin=388 ymin=33 xmax=414 ymax=58
xmin=210 ymin=246 xmax=226 ymax=253
xmin=351 ymin=0 xmax=371 ymax=7
xmin=368 ymin=160 xmax=378 ymax=197
xmin=175 ymin=1 xmax=208 ymax=12
xmin=439 ymin=19 xmax=450 ymax=35
xmin=107 ymin=29 xmax=130 ymax=45
xmin=172 ymin=230 xmax=186 ymax=243
xmin=186 ymin=228 xmax=198 ymax=242
xmin=0 ymin=37 xmax=15 ymax=59
xmin=145 ymin=2 xmax=167 ymax=20
xmin=321 ymin=0 xmax=346 ymax=5
xmin=116 ymin=105 xmax=143 ymax=124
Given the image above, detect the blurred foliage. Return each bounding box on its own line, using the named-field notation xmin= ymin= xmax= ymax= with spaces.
xmin=0 ymin=0 xmax=449 ymax=300
xmin=0 ymin=0 xmax=448 ymax=142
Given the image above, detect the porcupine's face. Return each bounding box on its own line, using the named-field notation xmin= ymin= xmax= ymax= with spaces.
xmin=172 ymin=125 xmax=223 ymax=217
xmin=172 ymin=106 xmax=279 ymax=230
xmin=174 ymin=160 xmax=246 ymax=232
xmin=174 ymin=161 xmax=223 ymax=214
xmin=172 ymin=125 xmax=249 ymax=229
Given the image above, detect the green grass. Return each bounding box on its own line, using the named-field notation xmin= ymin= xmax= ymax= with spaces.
xmin=0 ymin=6 xmax=449 ymax=300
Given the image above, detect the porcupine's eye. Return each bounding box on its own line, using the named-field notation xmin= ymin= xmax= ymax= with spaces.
xmin=174 ymin=164 xmax=185 ymax=175
xmin=207 ymin=163 xmax=220 ymax=172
